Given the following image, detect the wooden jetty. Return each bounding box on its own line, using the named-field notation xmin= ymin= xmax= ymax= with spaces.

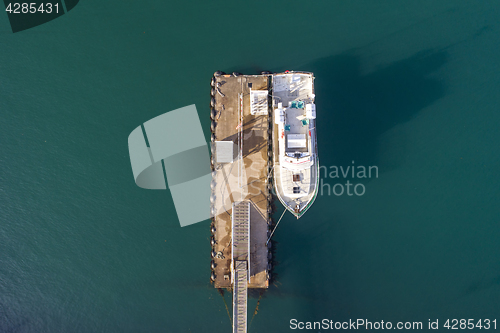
xmin=209 ymin=72 xmax=273 ymax=333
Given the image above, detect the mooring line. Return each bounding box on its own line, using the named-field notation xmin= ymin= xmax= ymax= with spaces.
xmin=218 ymin=288 xmax=232 ymax=326
xmin=266 ymin=208 xmax=287 ymax=245
xmin=249 ymin=290 xmax=265 ymax=328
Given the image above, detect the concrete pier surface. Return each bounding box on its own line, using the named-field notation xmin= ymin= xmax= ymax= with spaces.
xmin=211 ymin=74 xmax=270 ymax=289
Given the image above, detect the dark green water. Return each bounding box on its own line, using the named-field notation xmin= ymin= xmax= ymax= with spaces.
xmin=1 ymin=1 xmax=499 ymax=332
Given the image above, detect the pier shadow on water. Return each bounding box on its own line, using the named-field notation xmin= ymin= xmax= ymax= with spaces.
xmin=305 ymin=49 xmax=448 ymax=173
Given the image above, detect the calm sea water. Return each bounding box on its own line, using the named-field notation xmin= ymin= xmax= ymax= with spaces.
xmin=1 ymin=1 xmax=499 ymax=332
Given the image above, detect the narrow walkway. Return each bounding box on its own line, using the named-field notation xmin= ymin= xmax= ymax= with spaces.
xmin=233 ymin=261 xmax=248 ymax=333
xmin=232 ymin=202 xmax=250 ymax=333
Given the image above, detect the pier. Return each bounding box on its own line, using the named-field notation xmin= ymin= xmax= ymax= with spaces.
xmin=209 ymin=72 xmax=273 ymax=333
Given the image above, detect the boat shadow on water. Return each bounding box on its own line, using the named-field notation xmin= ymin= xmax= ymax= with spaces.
xmin=258 ymin=48 xmax=449 ymax=318
xmin=305 ymin=49 xmax=448 ymax=175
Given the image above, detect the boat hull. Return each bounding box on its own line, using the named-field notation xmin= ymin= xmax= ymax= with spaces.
xmin=271 ymin=71 xmax=319 ymax=218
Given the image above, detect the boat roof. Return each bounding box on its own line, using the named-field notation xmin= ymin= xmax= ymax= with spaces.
xmin=284 ymin=107 xmax=309 ymax=153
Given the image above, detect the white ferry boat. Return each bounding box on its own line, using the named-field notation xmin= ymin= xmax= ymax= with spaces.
xmin=272 ymin=71 xmax=319 ymax=218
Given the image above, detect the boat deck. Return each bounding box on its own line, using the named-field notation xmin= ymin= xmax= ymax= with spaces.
xmin=280 ymin=167 xmax=312 ymax=198
xmin=272 ymin=74 xmax=314 ymax=107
